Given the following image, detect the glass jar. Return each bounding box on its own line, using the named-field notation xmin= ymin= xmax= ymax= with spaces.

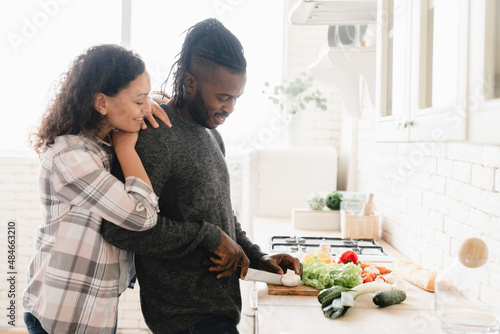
xmin=435 ymin=238 xmax=500 ymax=333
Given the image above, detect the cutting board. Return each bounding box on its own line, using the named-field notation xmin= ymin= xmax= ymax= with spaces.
xmin=266 ymin=283 xmax=320 ymax=296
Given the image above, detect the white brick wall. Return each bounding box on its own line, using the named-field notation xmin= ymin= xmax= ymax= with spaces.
xmin=350 ymin=31 xmax=500 ymax=309
xmin=356 ymin=87 xmax=500 ymax=312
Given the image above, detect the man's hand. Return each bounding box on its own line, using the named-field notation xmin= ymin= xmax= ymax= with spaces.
xmin=209 ymin=231 xmax=250 ymax=279
xmin=258 ymin=254 xmax=302 ymax=276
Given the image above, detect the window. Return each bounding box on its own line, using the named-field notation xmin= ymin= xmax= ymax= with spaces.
xmin=2 ymin=0 xmax=286 ymax=156
xmin=129 ymin=0 xmax=286 ymax=157
xmin=375 ymin=0 xmax=468 ymax=142
xmin=1 ymin=0 xmax=122 ymax=154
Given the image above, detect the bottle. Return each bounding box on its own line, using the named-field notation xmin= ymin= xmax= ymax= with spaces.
xmin=435 ymin=238 xmax=500 ymax=333
xmin=319 ymin=243 xmax=331 ymax=264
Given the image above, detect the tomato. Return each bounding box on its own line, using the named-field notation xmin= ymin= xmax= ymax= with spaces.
xmin=336 ymin=250 xmax=359 ymax=265
xmin=362 ymin=274 xmax=373 ymax=283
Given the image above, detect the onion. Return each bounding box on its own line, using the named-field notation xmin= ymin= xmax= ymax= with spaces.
xmin=281 ymin=269 xmax=301 ymax=287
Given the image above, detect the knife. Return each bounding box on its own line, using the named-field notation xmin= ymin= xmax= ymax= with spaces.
xmin=244 ymin=268 xmax=284 ymax=285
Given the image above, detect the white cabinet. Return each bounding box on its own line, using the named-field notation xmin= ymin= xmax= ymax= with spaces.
xmin=375 ymin=0 xmax=411 ymax=142
xmin=468 ymin=0 xmax=500 ymax=143
xmin=376 ymin=0 xmax=500 ymax=144
xmin=409 ymin=0 xmax=469 ymax=142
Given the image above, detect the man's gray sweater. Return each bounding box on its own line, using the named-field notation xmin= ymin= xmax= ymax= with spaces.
xmin=101 ymin=105 xmax=266 ymax=334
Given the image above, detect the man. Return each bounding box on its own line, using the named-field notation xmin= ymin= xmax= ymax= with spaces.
xmin=101 ymin=18 xmax=301 ymax=334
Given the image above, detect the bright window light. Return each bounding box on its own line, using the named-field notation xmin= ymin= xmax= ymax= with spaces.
xmin=1 ymin=0 xmax=285 ymax=157
xmin=1 ymin=0 xmax=122 ymax=155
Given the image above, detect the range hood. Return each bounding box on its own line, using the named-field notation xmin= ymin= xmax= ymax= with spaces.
xmin=289 ymin=0 xmax=377 ymax=25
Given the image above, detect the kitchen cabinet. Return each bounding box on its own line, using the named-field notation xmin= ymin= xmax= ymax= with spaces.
xmin=376 ymin=0 xmax=471 ymax=143
xmin=467 ymin=0 xmax=500 ymax=143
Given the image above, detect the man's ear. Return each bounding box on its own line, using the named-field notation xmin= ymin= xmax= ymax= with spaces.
xmin=183 ymin=73 xmax=197 ymax=95
xmin=94 ymin=93 xmax=108 ymax=115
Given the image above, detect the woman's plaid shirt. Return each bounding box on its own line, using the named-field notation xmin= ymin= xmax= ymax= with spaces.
xmin=23 ymin=134 xmax=159 ymax=333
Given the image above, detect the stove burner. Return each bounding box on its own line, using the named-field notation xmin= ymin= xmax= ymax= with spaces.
xmin=269 ymin=235 xmax=391 ymax=261
xmin=284 ymin=237 xmax=305 ymax=244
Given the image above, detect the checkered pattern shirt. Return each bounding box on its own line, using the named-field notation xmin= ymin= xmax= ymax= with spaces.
xmin=22 ymin=133 xmax=159 ymax=334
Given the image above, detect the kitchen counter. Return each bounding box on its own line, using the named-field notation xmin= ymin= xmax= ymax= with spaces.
xmin=256 ymin=281 xmax=443 ymax=334
xmin=251 ymin=217 xmax=446 ymax=334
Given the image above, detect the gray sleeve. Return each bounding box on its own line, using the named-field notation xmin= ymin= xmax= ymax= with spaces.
xmin=101 ymin=216 xmax=222 ymax=257
xmin=101 ymin=118 xmax=223 ymax=257
xmin=233 ymin=213 xmax=266 ymax=268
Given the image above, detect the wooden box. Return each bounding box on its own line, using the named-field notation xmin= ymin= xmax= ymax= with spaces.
xmin=340 ymin=211 xmax=380 ymax=240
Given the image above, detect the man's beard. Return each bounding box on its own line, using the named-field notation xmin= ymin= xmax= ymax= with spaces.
xmin=187 ymin=89 xmax=213 ymax=129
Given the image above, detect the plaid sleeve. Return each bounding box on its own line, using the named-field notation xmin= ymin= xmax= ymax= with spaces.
xmin=51 ymin=145 xmax=159 ymax=231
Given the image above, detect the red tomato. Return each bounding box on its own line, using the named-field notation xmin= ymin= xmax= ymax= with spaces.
xmin=337 ymin=250 xmax=359 ymax=265
xmin=363 ymin=275 xmax=373 ymax=283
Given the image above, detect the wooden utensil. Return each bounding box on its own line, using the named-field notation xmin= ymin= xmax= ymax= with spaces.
xmin=458 ymin=237 xmax=488 ymax=268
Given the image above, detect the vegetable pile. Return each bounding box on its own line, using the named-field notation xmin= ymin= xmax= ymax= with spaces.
xmin=360 ymin=261 xmax=391 ymax=283
xmin=302 ymin=254 xmax=407 ymax=319
xmin=302 ymin=257 xmax=362 ymax=290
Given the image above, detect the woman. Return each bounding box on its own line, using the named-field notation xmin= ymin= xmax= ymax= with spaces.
xmin=22 ymin=44 xmax=169 ymax=334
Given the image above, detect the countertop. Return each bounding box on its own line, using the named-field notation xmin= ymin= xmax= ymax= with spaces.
xmin=251 ymin=217 xmax=446 ymax=334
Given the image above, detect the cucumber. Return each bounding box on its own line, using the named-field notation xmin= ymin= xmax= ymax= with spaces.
xmin=372 ymin=290 xmax=407 ymax=307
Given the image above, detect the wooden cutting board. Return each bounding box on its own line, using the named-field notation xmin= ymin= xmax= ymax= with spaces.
xmin=266 ymin=283 xmax=320 ymax=296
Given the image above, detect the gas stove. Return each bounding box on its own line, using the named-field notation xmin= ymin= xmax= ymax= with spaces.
xmin=269 ymin=235 xmax=394 ymax=263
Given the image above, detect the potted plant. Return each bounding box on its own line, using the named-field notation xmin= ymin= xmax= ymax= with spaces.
xmin=326 ymin=191 xmax=343 ymax=210
xmin=306 ymin=191 xmax=327 ymax=210
xmin=262 ymin=73 xmax=328 ymax=145
xmin=263 ymin=72 xmax=327 ymax=116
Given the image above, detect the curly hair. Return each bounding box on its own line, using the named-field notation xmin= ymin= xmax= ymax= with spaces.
xmin=162 ymin=18 xmax=247 ymax=108
xmin=30 ymin=44 xmax=145 ymax=155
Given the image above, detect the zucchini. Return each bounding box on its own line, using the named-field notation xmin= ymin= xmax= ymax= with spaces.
xmin=372 ymin=290 xmax=407 ymax=307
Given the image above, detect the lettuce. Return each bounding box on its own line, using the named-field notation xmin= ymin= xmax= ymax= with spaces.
xmin=302 ymin=257 xmax=362 ymax=290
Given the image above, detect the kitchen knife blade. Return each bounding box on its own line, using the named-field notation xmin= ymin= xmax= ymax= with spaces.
xmin=244 ymin=268 xmax=283 ymax=285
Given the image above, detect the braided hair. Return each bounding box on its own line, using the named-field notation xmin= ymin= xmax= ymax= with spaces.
xmin=163 ymin=18 xmax=247 ymax=107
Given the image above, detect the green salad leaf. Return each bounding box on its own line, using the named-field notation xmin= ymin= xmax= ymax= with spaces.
xmin=302 ymin=257 xmax=362 ymax=290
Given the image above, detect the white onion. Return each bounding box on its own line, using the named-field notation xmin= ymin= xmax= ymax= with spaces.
xmin=281 ymin=269 xmax=301 ymax=287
